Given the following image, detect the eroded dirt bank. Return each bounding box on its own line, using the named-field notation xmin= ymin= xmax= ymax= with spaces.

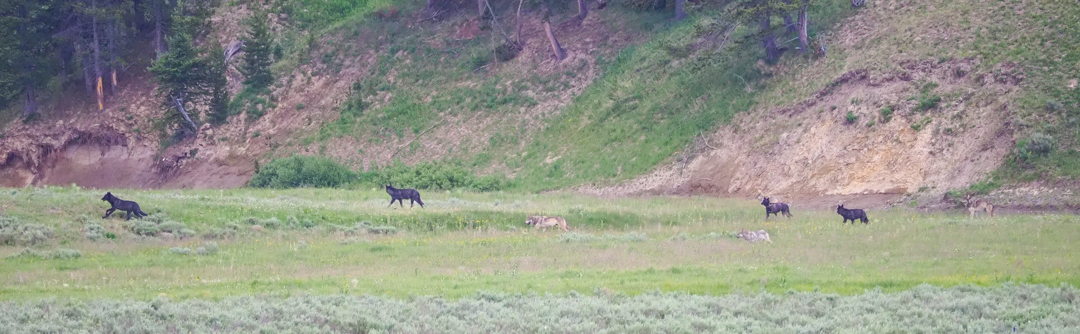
xmin=582 ymin=59 xmax=1025 ymax=210
xmin=0 ymin=122 xmax=252 ymax=189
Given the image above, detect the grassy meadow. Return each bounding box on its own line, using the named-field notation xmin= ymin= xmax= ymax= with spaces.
xmin=2 ymin=186 xmax=1078 ymax=303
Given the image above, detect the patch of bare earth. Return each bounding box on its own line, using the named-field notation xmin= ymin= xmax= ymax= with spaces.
xmin=578 ymin=1 xmax=1065 ymax=210
xmin=582 ymin=57 xmax=1023 ymax=210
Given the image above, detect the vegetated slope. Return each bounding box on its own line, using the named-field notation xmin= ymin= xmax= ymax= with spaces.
xmin=0 ymin=0 xmax=663 ymax=188
xmin=586 ymin=0 xmax=1080 ymax=208
xmin=2 ymin=0 xmax=1076 ymax=200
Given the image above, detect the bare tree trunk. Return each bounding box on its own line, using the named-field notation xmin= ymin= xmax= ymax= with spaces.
xmin=173 ymin=96 xmax=199 ymax=133
xmin=516 ymin=0 xmax=525 ymax=45
xmin=674 ymin=0 xmax=686 ymax=21
xmin=783 ymin=0 xmax=798 ymax=33
xmin=108 ymin=20 xmax=118 ymax=95
xmin=577 ymin=0 xmax=588 ymax=19
xmin=760 ymin=15 xmax=782 ymax=62
xmin=24 ymin=87 xmax=37 ymax=117
xmin=798 ymin=0 xmax=808 ymax=53
xmin=16 ymin=10 xmax=37 ymax=117
xmin=477 ymin=0 xmax=485 ymax=17
xmin=93 ymin=0 xmax=104 ymax=110
xmin=154 ymin=0 xmax=164 ymax=57
xmin=544 ymin=22 xmax=566 ymax=61
xmin=80 ymin=43 xmax=94 ymax=97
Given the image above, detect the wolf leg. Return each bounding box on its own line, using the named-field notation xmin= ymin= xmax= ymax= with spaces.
xmin=125 ymin=211 xmax=132 ymax=221
xmin=104 ymin=208 xmax=116 ymax=219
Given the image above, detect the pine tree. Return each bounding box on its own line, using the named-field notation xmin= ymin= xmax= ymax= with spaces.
xmin=1 ymin=0 xmax=61 ymax=116
xmin=205 ymin=42 xmax=230 ymax=125
xmin=148 ymin=31 xmax=205 ymax=135
xmin=241 ymin=10 xmax=273 ymax=90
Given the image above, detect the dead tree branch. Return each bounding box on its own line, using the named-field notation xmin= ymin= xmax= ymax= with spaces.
xmin=544 ymin=22 xmax=566 ymax=61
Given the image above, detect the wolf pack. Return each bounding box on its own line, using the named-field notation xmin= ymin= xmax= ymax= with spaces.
xmin=96 ymin=185 xmax=997 ymax=243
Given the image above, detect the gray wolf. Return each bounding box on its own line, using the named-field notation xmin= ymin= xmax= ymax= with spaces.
xmin=101 ymin=192 xmax=147 ymax=220
xmin=385 ymin=184 xmax=424 ymax=208
xmin=836 ymin=204 xmax=869 ymax=224
xmin=737 ymin=229 xmax=772 ymax=243
xmin=525 ymin=215 xmax=569 ymax=231
xmin=761 ymin=197 xmax=793 ymax=219
xmin=968 ymin=199 xmax=994 ymax=218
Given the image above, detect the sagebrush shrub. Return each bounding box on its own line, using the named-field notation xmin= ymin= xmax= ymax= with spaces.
xmin=0 ymin=216 xmax=54 ymax=246
xmin=131 ymin=221 xmax=161 ymax=236
xmin=158 ymin=221 xmax=188 ymax=234
xmin=7 ymin=248 xmax=80 ymax=260
xmin=287 ymin=216 xmax=316 ymax=229
xmin=1016 ymin=133 xmax=1055 ymax=162
xmin=202 ymin=228 xmax=237 ymax=240
xmin=244 ymin=217 xmax=282 ymax=229
xmin=2 ymin=284 xmax=1075 ymax=332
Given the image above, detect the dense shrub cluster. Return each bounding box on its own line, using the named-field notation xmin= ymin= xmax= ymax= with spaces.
xmin=1015 ymin=133 xmax=1056 ymax=162
xmin=363 ymin=162 xmax=510 ymax=192
xmin=250 ymin=155 xmax=357 ymax=188
xmin=0 ymin=284 xmax=1077 ymax=333
xmin=244 ymin=216 xmax=283 ymax=229
xmin=249 ymin=156 xmax=511 ymax=191
xmin=328 ymin=221 xmax=397 ymax=235
xmin=123 ymin=213 xmax=195 ymax=239
xmin=166 ymin=243 xmax=219 ymax=256
xmin=7 ymin=248 xmax=81 ymax=260
xmin=0 ymin=216 xmax=54 ymax=246
xmin=202 ymin=224 xmax=240 ymax=240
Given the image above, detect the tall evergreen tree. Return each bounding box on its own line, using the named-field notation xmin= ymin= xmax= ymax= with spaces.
xmin=205 ymin=42 xmax=230 ymax=125
xmin=0 ymin=1 xmax=20 ymax=111
xmin=1 ymin=0 xmax=61 ymax=116
xmin=148 ymin=30 xmax=206 ymax=136
xmin=241 ymin=9 xmax=274 ymax=90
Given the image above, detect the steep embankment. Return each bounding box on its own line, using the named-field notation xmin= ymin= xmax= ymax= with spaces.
xmin=1 ymin=1 xmax=652 ymax=188
xmin=2 ymin=0 xmax=1076 ymax=206
xmin=586 ymin=0 xmax=1080 ymax=210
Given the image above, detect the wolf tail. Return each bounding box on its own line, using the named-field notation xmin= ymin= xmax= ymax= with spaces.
xmin=417 ymin=196 xmax=425 ymax=208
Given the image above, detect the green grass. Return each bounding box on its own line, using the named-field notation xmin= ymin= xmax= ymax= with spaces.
xmin=2 ymin=186 xmax=1079 ymax=301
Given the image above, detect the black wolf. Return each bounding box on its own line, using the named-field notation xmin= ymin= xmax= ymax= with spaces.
xmin=385 ymin=184 xmax=424 ymax=208
xmin=761 ymin=197 xmax=792 ymax=219
xmin=836 ymin=204 xmax=869 ymax=224
xmin=101 ymin=192 xmax=148 ymax=220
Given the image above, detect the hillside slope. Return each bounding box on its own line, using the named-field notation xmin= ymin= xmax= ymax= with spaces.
xmin=585 ymin=0 xmax=1080 ymax=209
xmin=1 ymin=0 xmax=1077 ymax=207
